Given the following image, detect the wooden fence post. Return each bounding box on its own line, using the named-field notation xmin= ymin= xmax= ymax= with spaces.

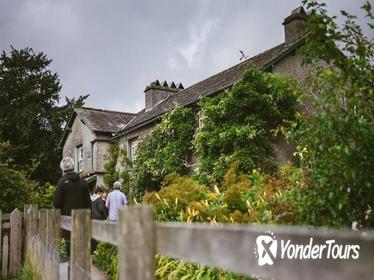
xmin=24 ymin=204 xmax=39 ymax=258
xmin=118 ymin=206 xmax=155 ymax=280
xmin=71 ymin=209 xmax=91 ymax=280
xmin=0 ymin=210 xmax=2 ymax=261
xmin=38 ymin=209 xmax=48 ymax=241
xmin=38 ymin=209 xmax=48 ymax=277
xmin=46 ymin=209 xmax=61 ymax=280
xmin=47 ymin=209 xmax=61 ymax=249
xmin=2 ymin=235 xmax=8 ymax=278
xmin=9 ymin=208 xmax=22 ymax=276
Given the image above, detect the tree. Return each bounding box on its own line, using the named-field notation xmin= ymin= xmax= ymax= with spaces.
xmin=194 ymin=68 xmax=299 ymax=183
xmin=291 ymin=0 xmax=374 ymax=227
xmin=0 ymin=47 xmax=88 ymax=184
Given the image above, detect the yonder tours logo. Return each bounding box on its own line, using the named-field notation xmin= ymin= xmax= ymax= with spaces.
xmin=255 ymin=231 xmax=360 ymax=266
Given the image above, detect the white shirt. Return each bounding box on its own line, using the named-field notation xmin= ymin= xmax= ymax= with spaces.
xmin=105 ymin=189 xmax=128 ymax=221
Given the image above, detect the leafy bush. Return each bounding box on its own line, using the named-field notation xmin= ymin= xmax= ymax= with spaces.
xmin=0 ymin=163 xmax=38 ymax=213
xmin=288 ymin=0 xmax=374 ymax=227
xmin=92 ymin=243 xmax=119 ymax=280
xmin=143 ymin=174 xmax=209 ymax=221
xmin=156 ymin=255 xmax=252 ymax=280
xmin=194 ymin=68 xmax=299 ymax=183
xmin=132 ymin=106 xmax=197 ymax=197
xmin=104 ymin=143 xmax=131 ymax=191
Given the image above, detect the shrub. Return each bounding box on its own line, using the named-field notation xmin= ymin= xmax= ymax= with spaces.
xmin=92 ymin=243 xmax=119 ymax=280
xmin=143 ymin=174 xmax=209 ymax=221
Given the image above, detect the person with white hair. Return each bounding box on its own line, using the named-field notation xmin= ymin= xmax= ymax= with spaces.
xmin=53 ymin=157 xmax=91 ymax=256
xmin=105 ymin=181 xmax=128 ymax=221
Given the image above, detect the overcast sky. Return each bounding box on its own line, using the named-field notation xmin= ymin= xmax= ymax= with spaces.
xmin=0 ymin=0 xmax=371 ymax=113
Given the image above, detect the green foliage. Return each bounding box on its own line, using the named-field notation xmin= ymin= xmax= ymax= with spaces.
xmin=0 ymin=46 xmax=88 ymax=185
xmin=0 ymin=162 xmax=38 ymax=213
xmin=92 ymin=243 xmax=119 ymax=280
xmin=104 ymin=142 xmax=131 ymax=195
xmin=104 ymin=143 xmax=121 ymax=189
xmin=132 ymin=106 xmax=197 ymax=197
xmin=19 ymin=262 xmax=39 ymax=280
xmin=288 ymin=0 xmax=374 ymax=227
xmin=144 ymin=165 xmax=307 ymax=225
xmin=144 ymin=174 xmax=209 ymax=221
xmin=59 ymin=238 xmax=68 ymax=262
xmin=156 ymin=255 xmax=252 ymax=280
xmin=92 ymin=243 xmax=252 ymax=280
xmin=195 ymin=68 xmax=299 ymax=183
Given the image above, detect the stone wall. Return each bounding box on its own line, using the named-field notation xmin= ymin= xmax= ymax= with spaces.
xmin=63 ymin=117 xmax=95 ymax=173
xmin=116 ymin=124 xmax=155 ymax=173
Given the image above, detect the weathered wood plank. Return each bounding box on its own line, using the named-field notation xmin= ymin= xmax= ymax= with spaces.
xmin=118 ymin=206 xmax=155 ymax=280
xmin=24 ymin=204 xmax=39 ymax=258
xmin=38 ymin=209 xmax=48 ymax=241
xmin=71 ymin=209 xmax=91 ymax=280
xmin=46 ymin=209 xmax=61 ymax=280
xmin=1 ymin=213 xmax=10 ymax=221
xmin=61 ymin=216 xmax=118 ymax=245
xmin=47 ymin=209 xmax=61 ymax=249
xmin=9 ymin=208 xmax=22 ymax=276
xmin=1 ymin=213 xmax=23 ymax=221
xmin=92 ymin=219 xmax=118 ymax=245
xmin=60 ymin=215 xmax=71 ymax=231
xmin=156 ymin=223 xmax=374 ymax=280
xmin=1 ymin=222 xmax=10 ymax=229
xmin=2 ymin=235 xmax=8 ymax=278
xmin=0 ymin=210 xmax=2 ymax=261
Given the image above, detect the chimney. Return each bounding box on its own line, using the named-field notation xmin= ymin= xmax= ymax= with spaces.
xmin=283 ymin=6 xmax=307 ymax=44
xmin=144 ymin=80 xmax=184 ymax=110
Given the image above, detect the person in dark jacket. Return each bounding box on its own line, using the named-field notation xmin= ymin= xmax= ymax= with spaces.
xmin=91 ymin=186 xmax=108 ymax=220
xmin=53 ymin=157 xmax=91 ymax=257
xmin=91 ymin=186 xmax=108 ymax=253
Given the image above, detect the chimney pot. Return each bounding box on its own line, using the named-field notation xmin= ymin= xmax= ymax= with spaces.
xmin=144 ymin=80 xmax=183 ymax=110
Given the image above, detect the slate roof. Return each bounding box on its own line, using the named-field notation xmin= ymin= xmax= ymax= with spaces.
xmin=74 ymin=107 xmax=135 ymax=134
xmin=116 ymin=36 xmax=305 ymax=137
xmin=58 ymin=107 xmax=136 ymax=150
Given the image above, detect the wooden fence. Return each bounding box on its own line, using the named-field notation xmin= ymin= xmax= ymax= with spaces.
xmin=0 ymin=209 xmax=23 ymax=278
xmin=1 ymin=205 xmax=374 ymax=279
xmin=60 ymin=206 xmax=374 ymax=280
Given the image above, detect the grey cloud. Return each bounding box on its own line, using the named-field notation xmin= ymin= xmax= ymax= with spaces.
xmin=0 ymin=0 xmax=371 ymax=113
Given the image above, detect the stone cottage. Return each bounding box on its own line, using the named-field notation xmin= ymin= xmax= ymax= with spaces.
xmin=60 ymin=6 xmax=310 ymax=188
xmin=58 ymin=107 xmax=135 ymax=189
xmin=113 ymin=7 xmax=309 ymax=169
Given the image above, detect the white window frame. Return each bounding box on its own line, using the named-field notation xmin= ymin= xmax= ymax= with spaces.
xmin=76 ymin=145 xmax=84 ymax=172
xmin=129 ymin=138 xmax=139 ymax=162
xmin=197 ymin=110 xmax=206 ymax=130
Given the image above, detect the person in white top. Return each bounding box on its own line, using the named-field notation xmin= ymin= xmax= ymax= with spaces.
xmin=105 ymin=181 xmax=128 ymax=221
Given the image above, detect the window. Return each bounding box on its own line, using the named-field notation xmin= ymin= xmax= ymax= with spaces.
xmin=76 ymin=145 xmax=83 ymax=172
xmin=129 ymin=138 xmax=139 ymax=162
xmin=197 ymin=110 xmax=206 ymax=130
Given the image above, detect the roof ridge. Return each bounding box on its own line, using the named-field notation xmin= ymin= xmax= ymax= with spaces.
xmin=76 ymin=106 xmax=136 ymax=115
xmin=173 ymin=42 xmax=285 ymax=97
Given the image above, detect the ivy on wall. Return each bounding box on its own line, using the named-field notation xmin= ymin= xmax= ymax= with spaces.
xmin=194 ymin=68 xmax=299 ymax=183
xmin=103 ymin=143 xmax=130 ymax=191
xmin=131 ymin=106 xmax=197 ymax=197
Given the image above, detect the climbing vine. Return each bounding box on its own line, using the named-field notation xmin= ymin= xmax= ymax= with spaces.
xmin=103 ymin=142 xmax=130 ymax=191
xmin=131 ymin=106 xmax=197 ymax=197
xmin=194 ymin=68 xmax=299 ymax=183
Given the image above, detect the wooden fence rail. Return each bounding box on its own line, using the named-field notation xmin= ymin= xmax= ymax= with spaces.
xmin=60 ymin=206 xmax=374 ymax=280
